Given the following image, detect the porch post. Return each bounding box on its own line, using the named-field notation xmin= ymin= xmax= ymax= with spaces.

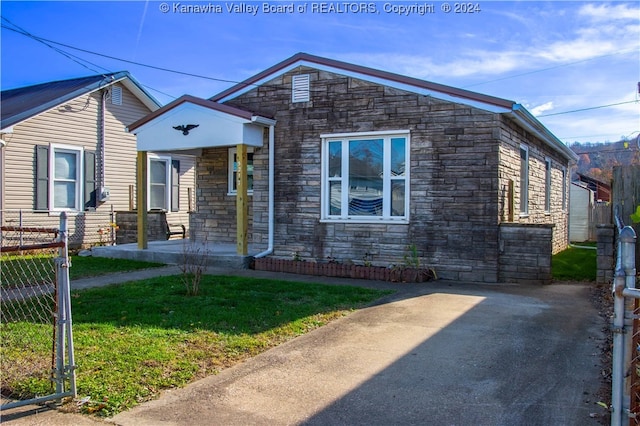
xmin=236 ymin=143 xmax=248 ymax=255
xmin=137 ymin=151 xmax=148 ymax=249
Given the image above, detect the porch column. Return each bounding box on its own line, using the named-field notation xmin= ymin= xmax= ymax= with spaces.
xmin=136 ymin=151 xmax=148 ymax=249
xmin=236 ymin=143 xmax=248 ymax=255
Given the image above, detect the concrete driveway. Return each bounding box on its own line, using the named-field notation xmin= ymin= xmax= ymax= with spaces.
xmin=3 ymin=278 xmax=607 ymax=426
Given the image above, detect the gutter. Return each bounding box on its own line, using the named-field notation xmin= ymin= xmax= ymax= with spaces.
xmin=507 ymin=104 xmax=578 ymax=163
xmin=254 ymin=123 xmax=275 ymax=258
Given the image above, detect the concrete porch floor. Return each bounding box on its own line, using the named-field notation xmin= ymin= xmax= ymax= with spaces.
xmin=91 ymin=239 xmax=262 ymax=269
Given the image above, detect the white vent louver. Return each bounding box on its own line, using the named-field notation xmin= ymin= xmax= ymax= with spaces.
xmin=292 ymin=74 xmax=310 ymax=103
xmin=111 ymin=86 xmax=122 ymax=105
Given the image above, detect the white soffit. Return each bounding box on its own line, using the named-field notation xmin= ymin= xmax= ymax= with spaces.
xmin=135 ymin=102 xmax=263 ymax=152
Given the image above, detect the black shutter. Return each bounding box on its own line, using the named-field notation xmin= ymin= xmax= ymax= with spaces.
xmin=84 ymin=150 xmax=97 ymax=209
xmin=171 ymin=160 xmax=180 ymax=212
xmin=35 ymin=145 xmax=49 ymax=210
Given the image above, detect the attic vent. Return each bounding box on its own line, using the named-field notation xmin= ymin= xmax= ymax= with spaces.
xmin=292 ymin=74 xmax=310 ymax=103
xmin=111 ymin=86 xmax=122 ymax=105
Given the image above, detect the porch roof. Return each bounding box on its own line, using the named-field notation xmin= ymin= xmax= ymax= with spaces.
xmin=127 ymin=95 xmax=275 ymax=152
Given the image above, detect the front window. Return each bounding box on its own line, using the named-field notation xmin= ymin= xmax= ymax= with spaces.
xmin=148 ymin=156 xmax=171 ymax=210
xmin=228 ymin=148 xmax=254 ymax=195
xmin=50 ymin=144 xmax=83 ymax=211
xmin=322 ymin=131 xmax=409 ymax=222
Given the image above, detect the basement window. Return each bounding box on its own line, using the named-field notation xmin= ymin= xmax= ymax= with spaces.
xmin=292 ymin=74 xmax=310 ymax=103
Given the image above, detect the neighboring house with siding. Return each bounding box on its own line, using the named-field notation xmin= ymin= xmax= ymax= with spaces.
xmin=0 ymin=72 xmax=195 ymax=246
xmin=128 ymin=53 xmax=578 ymax=283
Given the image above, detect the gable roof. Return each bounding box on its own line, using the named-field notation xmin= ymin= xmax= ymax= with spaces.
xmin=127 ymin=94 xmax=274 ymax=133
xmin=1 ymin=71 xmax=161 ymax=130
xmin=211 ymin=52 xmax=578 ymax=162
xmin=211 ymin=52 xmax=515 ymax=110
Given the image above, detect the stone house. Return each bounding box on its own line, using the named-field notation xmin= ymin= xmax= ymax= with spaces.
xmin=0 ymin=72 xmax=196 ymax=246
xmin=128 ymin=53 xmax=577 ymax=283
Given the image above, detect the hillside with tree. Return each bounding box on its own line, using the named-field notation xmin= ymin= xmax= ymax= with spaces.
xmin=570 ymin=139 xmax=640 ymax=183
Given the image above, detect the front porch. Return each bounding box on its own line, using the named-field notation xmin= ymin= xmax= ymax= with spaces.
xmin=91 ymin=239 xmax=260 ymax=269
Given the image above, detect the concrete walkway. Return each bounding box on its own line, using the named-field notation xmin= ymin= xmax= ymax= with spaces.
xmin=1 ymin=268 xmax=608 ymax=425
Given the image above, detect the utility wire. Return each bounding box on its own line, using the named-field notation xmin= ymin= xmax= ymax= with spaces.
xmin=538 ymin=100 xmax=639 ymax=117
xmin=462 ymin=49 xmax=638 ymax=89
xmin=1 ymin=23 xmax=247 ymax=86
xmin=1 ymin=17 xmax=111 ymax=76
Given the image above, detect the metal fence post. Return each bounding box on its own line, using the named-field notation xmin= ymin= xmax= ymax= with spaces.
xmin=612 ymin=266 xmax=627 ymax=426
xmin=55 ymin=212 xmax=77 ymax=398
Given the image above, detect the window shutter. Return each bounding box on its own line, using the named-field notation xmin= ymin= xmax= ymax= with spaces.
xmin=35 ymin=145 xmax=49 ymax=210
xmin=171 ymin=160 xmax=180 ymax=212
xmin=84 ymin=150 xmax=97 ymax=209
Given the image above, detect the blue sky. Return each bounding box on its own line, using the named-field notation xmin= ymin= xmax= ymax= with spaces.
xmin=1 ymin=1 xmax=638 ymax=145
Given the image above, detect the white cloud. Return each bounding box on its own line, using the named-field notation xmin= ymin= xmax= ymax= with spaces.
xmin=530 ymin=102 xmax=554 ymax=116
xmin=579 ymin=3 xmax=640 ymax=22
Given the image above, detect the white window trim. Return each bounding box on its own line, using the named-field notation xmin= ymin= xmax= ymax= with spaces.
xmin=228 ymin=147 xmax=254 ymax=196
xmin=320 ymin=130 xmax=410 ymax=224
xmin=148 ymin=155 xmax=171 ymax=211
xmin=519 ymin=144 xmax=529 ymax=216
xmin=561 ymin=166 xmax=568 ymax=211
xmin=49 ymin=143 xmax=83 ymax=213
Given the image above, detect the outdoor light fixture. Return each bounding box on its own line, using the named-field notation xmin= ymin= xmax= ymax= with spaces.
xmin=173 ymin=124 xmax=199 ymax=135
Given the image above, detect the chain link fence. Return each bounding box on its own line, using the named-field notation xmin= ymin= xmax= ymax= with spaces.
xmin=1 ymin=209 xmax=116 ymax=249
xmin=0 ymin=214 xmax=76 ymax=410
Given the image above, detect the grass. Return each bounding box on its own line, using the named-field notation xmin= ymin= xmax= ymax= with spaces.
xmin=0 ymin=274 xmax=390 ymax=416
xmin=552 ymin=245 xmax=597 ymax=281
xmin=0 ymin=254 xmax=164 ymax=288
xmin=68 ymin=256 xmax=164 ymax=279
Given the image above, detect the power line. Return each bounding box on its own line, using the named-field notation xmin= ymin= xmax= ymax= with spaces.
xmin=462 ymin=49 xmax=637 ymax=89
xmin=1 ymin=17 xmax=111 ymax=76
xmin=1 ymin=23 xmax=247 ymax=86
xmin=538 ymin=100 xmax=639 ymax=117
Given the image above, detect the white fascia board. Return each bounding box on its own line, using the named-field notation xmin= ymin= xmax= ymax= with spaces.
xmin=216 ymin=60 xmax=511 ymax=114
xmin=135 ymin=102 xmax=261 ymax=152
xmin=509 ymin=105 xmax=578 ymax=162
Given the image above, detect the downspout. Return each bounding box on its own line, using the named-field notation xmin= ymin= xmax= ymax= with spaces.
xmin=254 ymin=124 xmax=275 ymax=258
xmin=99 ymin=90 xmax=107 ymax=199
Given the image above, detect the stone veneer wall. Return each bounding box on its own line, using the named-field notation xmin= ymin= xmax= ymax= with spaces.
xmin=189 ymin=147 xmax=254 ymax=244
xmin=497 ymin=117 xmax=570 ymax=255
xmin=596 ymin=224 xmax=615 ymax=285
xmin=194 ymin=66 xmax=572 ymax=283
xmin=499 ymin=223 xmax=553 ymax=284
xmin=115 ymin=211 xmax=168 ymax=244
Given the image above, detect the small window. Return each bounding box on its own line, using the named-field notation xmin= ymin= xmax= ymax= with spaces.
xmin=545 ymin=158 xmax=552 ymax=213
xmin=148 ymin=156 xmax=171 ymax=210
xmin=228 ymin=148 xmax=254 ymax=195
xmin=519 ymin=145 xmax=529 ymax=214
xmin=111 ymin=86 xmax=122 ymax=105
xmin=561 ymin=167 xmax=567 ymax=211
xmin=292 ymin=74 xmax=310 ymax=103
xmin=49 ymin=144 xmax=83 ymax=211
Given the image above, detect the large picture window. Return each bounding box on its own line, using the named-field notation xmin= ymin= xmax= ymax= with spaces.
xmin=322 ymin=131 xmax=409 ymax=222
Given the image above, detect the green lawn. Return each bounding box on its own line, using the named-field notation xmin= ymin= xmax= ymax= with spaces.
xmin=552 ymin=245 xmax=597 ymax=281
xmin=0 ymin=275 xmax=390 ymax=416
xmin=0 ymin=254 xmax=164 ymax=288
xmin=69 ymin=256 xmax=164 ymax=279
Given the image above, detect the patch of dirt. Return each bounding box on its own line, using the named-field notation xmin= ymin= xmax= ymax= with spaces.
xmin=589 ymin=281 xmax=613 ymax=425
